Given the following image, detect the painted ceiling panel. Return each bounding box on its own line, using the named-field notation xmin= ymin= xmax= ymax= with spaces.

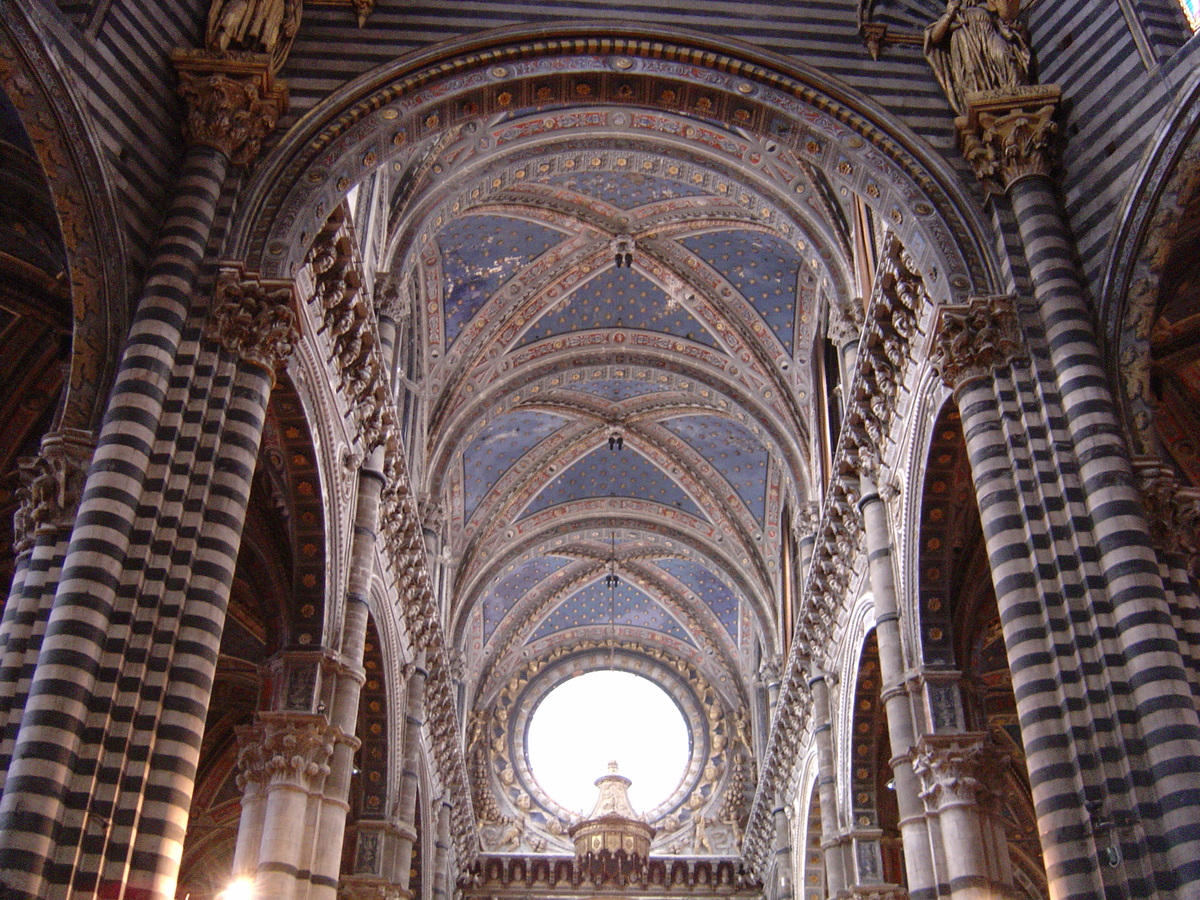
xmin=680 ymin=231 xmax=803 ymax=354
xmin=541 ymin=170 xmax=710 ymax=209
xmin=529 ymin=578 xmax=694 ymax=645
xmin=463 ymin=409 xmax=569 ymax=519
xmin=481 ymin=556 xmax=574 ymax=641
xmin=440 ymin=214 xmax=566 ymax=347
xmin=521 ymin=446 xmax=706 ymax=520
xmin=517 ymin=267 xmax=719 ymax=348
xmin=661 ymin=414 xmax=769 ymax=523
xmin=569 ymin=378 xmax=665 ymax=402
xmin=652 ymin=558 xmax=741 ymax=637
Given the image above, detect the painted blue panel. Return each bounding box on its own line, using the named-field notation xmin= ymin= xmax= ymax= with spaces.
xmin=522 ymin=446 xmax=705 ymax=519
xmin=482 ymin=556 xmax=574 ymax=641
xmin=662 ymin=414 xmax=769 ymax=523
xmin=543 ymin=170 xmax=710 ymax=209
xmin=570 ymin=378 xmax=665 ymax=402
xmin=530 ymin=578 xmax=694 ymax=645
xmin=440 ymin=215 xmax=565 ymax=347
xmin=680 ymin=231 xmax=802 ymax=354
xmin=517 ymin=267 xmax=718 ymax=348
xmin=654 ymin=558 xmax=740 ymax=637
xmin=463 ymin=410 xmax=568 ymax=519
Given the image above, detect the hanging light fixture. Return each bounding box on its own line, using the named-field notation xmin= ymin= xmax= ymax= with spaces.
xmin=604 ymin=531 xmax=619 ymax=668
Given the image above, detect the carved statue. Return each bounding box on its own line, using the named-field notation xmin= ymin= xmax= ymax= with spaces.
xmin=924 ymin=0 xmax=1031 ymax=116
xmin=206 ymin=0 xmax=302 ymax=72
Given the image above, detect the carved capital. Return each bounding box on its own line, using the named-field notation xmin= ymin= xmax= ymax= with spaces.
xmin=956 ymin=86 xmax=1062 ymax=193
xmin=236 ymin=712 xmax=336 ymax=793
xmin=911 ymin=732 xmax=995 ymax=811
xmin=208 ymin=265 xmax=298 ymax=377
xmin=172 ymin=49 xmax=288 ymax=166
xmin=374 ymin=271 xmax=410 ymax=322
xmin=1132 ymin=458 xmax=1200 ymax=569
xmin=930 ymin=294 xmax=1026 ymax=390
xmin=792 ymin=501 xmax=820 ymax=542
xmin=829 ymin=299 xmax=865 ymax=346
xmin=13 ymin=429 xmax=96 ymax=553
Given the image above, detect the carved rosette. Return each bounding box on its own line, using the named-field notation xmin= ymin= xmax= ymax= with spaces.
xmin=172 ymin=49 xmax=288 ymax=166
xmin=911 ymin=733 xmax=994 ymax=812
xmin=236 ymin=713 xmax=337 ymax=793
xmin=930 ymin=294 xmax=1026 ymax=391
xmin=13 ymin=428 xmax=97 ymax=553
xmin=208 ymin=265 xmax=298 ymax=378
xmin=957 ymin=86 xmax=1062 ymax=194
xmin=1133 ymin=458 xmax=1200 ymax=570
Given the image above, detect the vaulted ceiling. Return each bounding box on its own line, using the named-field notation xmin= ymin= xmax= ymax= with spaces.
xmin=386 ymin=108 xmax=856 ymax=711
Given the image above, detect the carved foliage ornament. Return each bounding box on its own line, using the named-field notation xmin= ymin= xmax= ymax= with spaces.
xmin=957 ymin=87 xmax=1062 ymax=194
xmin=236 ymin=714 xmax=337 ymax=792
xmin=911 ymin=733 xmax=997 ymax=811
xmin=1133 ymin=458 xmax=1200 ymax=569
xmin=930 ymin=294 xmax=1026 ymax=390
xmin=173 ymin=52 xmax=288 ymax=166
xmin=13 ymin=429 xmax=96 ymax=553
xmin=208 ymin=265 xmax=298 ymax=377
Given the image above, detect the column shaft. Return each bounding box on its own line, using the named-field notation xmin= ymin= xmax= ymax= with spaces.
xmin=306 ymin=452 xmax=386 ymax=899
xmin=1009 ymin=175 xmax=1200 ymax=890
xmin=396 ymin=649 xmax=428 ymax=893
xmin=809 ymin=675 xmax=847 ymax=899
xmin=857 ymin=477 xmax=938 ymax=900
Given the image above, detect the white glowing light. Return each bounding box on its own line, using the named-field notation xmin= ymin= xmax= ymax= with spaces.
xmin=219 ymin=877 xmax=256 ymax=900
xmin=527 ymin=670 xmax=689 ymax=815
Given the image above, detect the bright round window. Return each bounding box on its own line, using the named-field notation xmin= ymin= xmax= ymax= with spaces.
xmin=526 ymin=670 xmax=690 ymax=815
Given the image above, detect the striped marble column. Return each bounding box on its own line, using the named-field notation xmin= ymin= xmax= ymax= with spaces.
xmin=931 ymin=295 xmax=1169 ymax=899
xmin=305 ymin=448 xmax=386 ymax=900
xmin=0 ymin=428 xmax=94 ymax=786
xmin=395 ymin=648 xmax=429 ymax=895
xmin=808 ymin=673 xmax=847 ymax=899
xmin=856 ymin=470 xmax=938 ymax=900
xmin=0 ymin=54 xmax=288 ymax=893
xmin=959 ymin=87 xmax=1200 ymax=896
xmin=432 ymin=798 xmax=453 ymax=900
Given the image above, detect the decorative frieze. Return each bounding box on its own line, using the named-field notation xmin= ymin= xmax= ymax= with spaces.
xmin=13 ymin=428 xmax=96 ymax=553
xmin=930 ymin=294 xmax=1026 ymax=391
xmin=172 ymin=50 xmax=288 ymax=166
xmin=208 ymin=265 xmax=298 ymax=377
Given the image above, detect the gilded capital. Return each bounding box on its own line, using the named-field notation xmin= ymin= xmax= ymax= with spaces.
xmin=930 ymin=294 xmax=1026 ymax=390
xmin=957 ymin=86 xmax=1062 ymax=193
xmin=208 ymin=264 xmax=298 ymax=378
xmin=172 ymin=50 xmax=288 ymax=166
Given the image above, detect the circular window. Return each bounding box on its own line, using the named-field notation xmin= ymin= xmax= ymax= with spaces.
xmin=526 ymin=670 xmax=690 ymax=815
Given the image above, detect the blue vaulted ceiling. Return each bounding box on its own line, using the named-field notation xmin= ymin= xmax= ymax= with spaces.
xmin=529 ymin=579 xmax=694 ymax=646
xmin=522 ymin=446 xmax=706 ymax=521
xmin=413 ymin=132 xmax=837 ymax=692
xmin=439 ymin=214 xmax=566 ymax=347
xmin=517 ymin=267 xmax=718 ymax=348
